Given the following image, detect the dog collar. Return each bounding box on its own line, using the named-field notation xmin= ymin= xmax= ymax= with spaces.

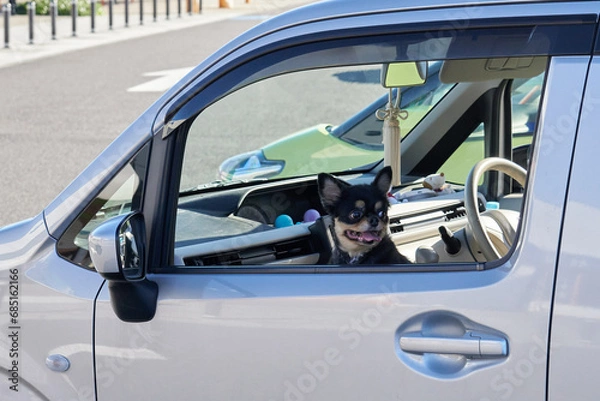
xmin=333 ymin=249 xmax=364 ymax=265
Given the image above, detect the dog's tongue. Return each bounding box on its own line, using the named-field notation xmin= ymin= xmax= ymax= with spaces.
xmin=361 ymin=231 xmax=381 ymax=242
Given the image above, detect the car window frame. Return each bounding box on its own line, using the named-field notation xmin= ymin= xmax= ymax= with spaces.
xmin=148 ymin=19 xmax=595 ymax=273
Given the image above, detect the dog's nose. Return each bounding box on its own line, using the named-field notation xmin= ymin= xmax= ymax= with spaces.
xmin=368 ymin=215 xmax=379 ymax=227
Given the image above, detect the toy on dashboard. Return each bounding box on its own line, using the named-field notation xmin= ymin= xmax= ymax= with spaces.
xmin=393 ymin=172 xmax=454 ymax=203
xmin=423 ymin=172 xmax=445 ymax=191
xmin=274 ymin=214 xmax=294 ymax=228
xmin=274 ymin=209 xmax=321 ymax=228
xmin=422 ymin=172 xmax=453 ymax=194
xmin=303 ymin=209 xmax=321 ymax=223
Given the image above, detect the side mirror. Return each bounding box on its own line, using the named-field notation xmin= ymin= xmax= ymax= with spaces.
xmin=89 ymin=212 xmax=145 ymax=281
xmin=89 ymin=212 xmax=158 ymax=322
xmin=381 ymin=61 xmax=427 ymax=88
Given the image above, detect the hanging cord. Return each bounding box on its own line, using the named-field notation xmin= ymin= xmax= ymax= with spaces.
xmin=375 ymin=88 xmax=409 ymax=124
xmin=376 ymin=88 xmax=409 ymax=186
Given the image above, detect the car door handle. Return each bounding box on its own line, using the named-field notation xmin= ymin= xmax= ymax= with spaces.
xmin=399 ymin=331 xmax=508 ymax=357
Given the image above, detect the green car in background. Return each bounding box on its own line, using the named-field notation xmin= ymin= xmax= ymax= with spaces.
xmin=219 ymin=62 xmax=542 ymax=184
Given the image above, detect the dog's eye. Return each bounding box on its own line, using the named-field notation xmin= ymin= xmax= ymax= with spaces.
xmin=350 ymin=210 xmax=363 ymax=220
xmin=377 ymin=210 xmax=387 ymax=219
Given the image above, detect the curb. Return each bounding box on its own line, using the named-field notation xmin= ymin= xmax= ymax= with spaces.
xmin=0 ymin=0 xmax=314 ymax=69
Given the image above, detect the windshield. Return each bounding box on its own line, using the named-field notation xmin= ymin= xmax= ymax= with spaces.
xmin=332 ymin=62 xmax=452 ymax=149
xmin=181 ymin=63 xmax=453 ymax=189
xmin=180 ymin=61 xmax=544 ymax=192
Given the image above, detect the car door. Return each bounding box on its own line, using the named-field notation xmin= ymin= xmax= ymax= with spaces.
xmin=90 ymin=4 xmax=596 ymax=401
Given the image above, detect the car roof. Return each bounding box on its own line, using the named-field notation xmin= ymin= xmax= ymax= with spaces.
xmin=219 ymin=0 xmax=580 ymax=53
xmin=250 ymin=0 xmax=563 ymax=29
xmin=180 ymin=0 xmax=590 ymax=94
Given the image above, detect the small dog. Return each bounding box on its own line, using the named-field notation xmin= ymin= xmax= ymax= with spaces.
xmin=317 ymin=166 xmax=411 ymax=265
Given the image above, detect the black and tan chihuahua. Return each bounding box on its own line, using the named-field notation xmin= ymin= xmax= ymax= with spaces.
xmin=317 ymin=166 xmax=411 ymax=265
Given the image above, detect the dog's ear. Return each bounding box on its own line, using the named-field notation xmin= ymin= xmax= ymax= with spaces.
xmin=373 ymin=166 xmax=393 ymax=196
xmin=318 ymin=173 xmax=349 ymax=214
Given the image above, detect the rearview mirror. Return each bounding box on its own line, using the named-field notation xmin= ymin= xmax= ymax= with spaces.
xmin=381 ymin=62 xmax=427 ymax=88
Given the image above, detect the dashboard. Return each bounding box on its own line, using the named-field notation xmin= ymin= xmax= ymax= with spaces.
xmin=173 ymin=176 xmax=482 ymax=267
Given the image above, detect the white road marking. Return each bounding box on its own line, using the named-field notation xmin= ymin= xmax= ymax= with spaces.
xmin=127 ymin=67 xmax=193 ymax=92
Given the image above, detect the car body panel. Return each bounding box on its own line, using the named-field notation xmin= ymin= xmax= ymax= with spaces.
xmin=0 ymin=215 xmax=104 ymax=400
xmin=548 ymin=56 xmax=600 ymax=401
xmin=1 ymin=1 xmax=599 ymax=400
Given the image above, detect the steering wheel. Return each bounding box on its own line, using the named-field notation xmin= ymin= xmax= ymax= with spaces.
xmin=464 ymin=157 xmax=527 ymax=261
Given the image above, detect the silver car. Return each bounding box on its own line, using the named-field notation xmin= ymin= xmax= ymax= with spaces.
xmin=1 ymin=0 xmax=598 ymax=400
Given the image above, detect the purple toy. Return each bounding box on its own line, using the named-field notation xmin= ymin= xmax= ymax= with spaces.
xmin=303 ymin=209 xmax=320 ymax=222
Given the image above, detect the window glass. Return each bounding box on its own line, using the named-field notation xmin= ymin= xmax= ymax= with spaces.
xmin=335 ymin=65 xmax=453 ymax=149
xmin=181 ymin=64 xmax=452 ymax=189
xmin=181 ymin=65 xmax=383 ymax=189
xmin=57 ymin=145 xmax=149 ymax=269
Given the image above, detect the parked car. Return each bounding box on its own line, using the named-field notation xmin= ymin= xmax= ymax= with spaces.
xmin=1 ymin=0 xmax=599 ymax=400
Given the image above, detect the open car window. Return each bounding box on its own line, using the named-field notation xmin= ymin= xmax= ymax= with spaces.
xmin=174 ymin=55 xmax=547 ymax=268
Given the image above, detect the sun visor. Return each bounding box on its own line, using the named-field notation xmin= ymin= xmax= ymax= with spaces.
xmin=440 ymin=57 xmax=547 ymax=83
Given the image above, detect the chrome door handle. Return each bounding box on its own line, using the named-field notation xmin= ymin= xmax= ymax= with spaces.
xmin=399 ymin=331 xmax=508 ymax=357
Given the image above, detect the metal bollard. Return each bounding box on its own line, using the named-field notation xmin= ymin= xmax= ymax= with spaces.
xmin=3 ymin=3 xmax=10 ymax=49
xmin=124 ymin=0 xmax=129 ymax=27
xmin=153 ymin=0 xmax=157 ymax=22
xmin=108 ymin=0 xmax=113 ymax=30
xmin=165 ymin=0 xmax=169 ymax=20
xmin=2 ymin=4 xmax=9 ymax=48
xmin=177 ymin=0 xmax=181 ymax=18
xmin=90 ymin=0 xmax=95 ymax=33
xmin=71 ymin=0 xmax=77 ymax=37
xmin=50 ymin=0 xmax=56 ymax=39
xmin=28 ymin=1 xmax=35 ymax=44
xmin=199 ymin=0 xmax=202 ymax=14
xmin=139 ymin=0 xmax=143 ymax=25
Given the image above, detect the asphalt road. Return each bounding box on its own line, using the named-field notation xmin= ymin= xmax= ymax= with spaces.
xmin=0 ymin=0 xmax=387 ymax=227
xmin=0 ymin=11 xmax=277 ymax=227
